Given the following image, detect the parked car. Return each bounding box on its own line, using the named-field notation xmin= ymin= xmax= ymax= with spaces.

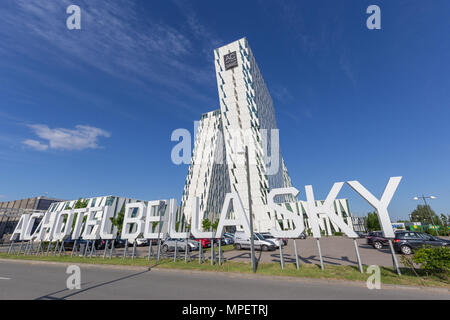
xmin=224 ymin=232 xmax=235 ymax=239
xmin=259 ymin=233 xmax=282 ymax=247
xmin=222 ymin=234 xmax=234 ymax=245
xmin=366 ymin=231 xmax=389 ymax=249
xmin=62 ymin=237 xmax=88 ymax=251
xmin=136 ymin=238 xmax=149 ymax=246
xmin=112 ymin=238 xmax=131 ymax=248
xmin=190 ymin=237 xmax=211 ymax=248
xmin=95 ymin=239 xmax=109 ymax=250
xmin=355 ymin=231 xmax=369 ymax=238
xmin=260 ymin=232 xmax=288 ymax=246
xmin=234 ymin=231 xmax=276 ymax=251
xmin=299 ymin=232 xmax=307 ymax=239
xmin=393 ymin=231 xmax=450 ymax=255
xmin=162 ymin=238 xmax=200 ymax=252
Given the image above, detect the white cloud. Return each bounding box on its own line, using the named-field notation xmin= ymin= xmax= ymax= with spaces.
xmin=23 ymin=139 xmax=49 ymax=151
xmin=0 ymin=0 xmax=219 ymax=111
xmin=25 ymin=124 xmax=111 ymax=151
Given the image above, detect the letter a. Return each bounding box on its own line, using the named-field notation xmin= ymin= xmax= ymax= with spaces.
xmin=66 ymin=265 xmax=81 ymax=290
xmin=366 ymin=5 xmax=381 ymax=30
xmin=215 ymin=193 xmax=251 ymax=238
xmin=66 ymin=5 xmax=81 ymax=30
xmin=171 ymin=129 xmax=191 ymax=165
xmin=366 ymin=265 xmax=381 ymax=289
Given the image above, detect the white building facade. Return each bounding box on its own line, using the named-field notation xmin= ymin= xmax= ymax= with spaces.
xmin=180 ymin=38 xmax=357 ymax=234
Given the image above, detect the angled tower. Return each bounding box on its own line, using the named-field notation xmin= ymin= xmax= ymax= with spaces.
xmin=181 ymin=38 xmax=292 ymax=232
xmin=180 ymin=110 xmax=231 ymax=225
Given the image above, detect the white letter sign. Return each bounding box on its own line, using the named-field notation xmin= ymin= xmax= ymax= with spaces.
xmin=347 ymin=177 xmax=402 ymax=239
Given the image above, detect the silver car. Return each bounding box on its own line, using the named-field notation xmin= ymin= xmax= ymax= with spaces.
xmin=234 ymin=231 xmax=276 ymax=251
xmin=161 ymin=238 xmax=199 ymax=252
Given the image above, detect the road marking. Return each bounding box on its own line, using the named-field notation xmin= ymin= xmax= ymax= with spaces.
xmin=0 ymin=277 xmax=11 ymax=280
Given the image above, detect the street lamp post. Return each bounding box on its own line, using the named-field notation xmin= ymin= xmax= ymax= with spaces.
xmin=413 ymin=195 xmax=438 ymax=236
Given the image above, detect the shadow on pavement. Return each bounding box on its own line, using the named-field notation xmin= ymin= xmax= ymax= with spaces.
xmin=34 ymin=269 xmax=150 ymax=300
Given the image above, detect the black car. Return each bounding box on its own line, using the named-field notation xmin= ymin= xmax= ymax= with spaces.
xmin=366 ymin=231 xmax=389 ymax=249
xmin=62 ymin=237 xmax=88 ymax=251
xmin=393 ymin=231 xmax=450 ymax=255
xmin=97 ymin=238 xmax=131 ymax=249
xmin=355 ymin=231 xmax=369 ymax=238
xmin=95 ymin=239 xmax=114 ymax=250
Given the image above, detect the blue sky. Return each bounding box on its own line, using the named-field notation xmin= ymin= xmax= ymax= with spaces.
xmin=0 ymin=0 xmax=449 ymax=221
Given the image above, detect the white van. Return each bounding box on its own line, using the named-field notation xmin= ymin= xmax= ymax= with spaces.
xmin=234 ymin=231 xmax=277 ymax=251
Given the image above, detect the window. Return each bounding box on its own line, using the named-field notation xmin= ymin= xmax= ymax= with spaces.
xmin=417 ymin=233 xmax=434 ymax=241
xmin=399 ymin=232 xmax=421 ymax=239
xmin=255 ymin=233 xmax=265 ymax=240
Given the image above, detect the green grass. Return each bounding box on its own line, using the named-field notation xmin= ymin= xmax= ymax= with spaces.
xmin=0 ymin=252 xmax=448 ymax=288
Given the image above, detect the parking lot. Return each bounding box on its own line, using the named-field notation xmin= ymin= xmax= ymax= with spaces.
xmin=95 ymin=237 xmax=413 ymax=268
xmin=3 ymin=236 xmax=449 ymax=269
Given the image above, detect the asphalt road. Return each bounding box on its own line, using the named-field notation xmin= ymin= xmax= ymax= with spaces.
xmin=0 ymin=260 xmax=448 ymax=300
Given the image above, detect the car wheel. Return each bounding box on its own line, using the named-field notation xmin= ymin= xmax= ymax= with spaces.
xmin=235 ymin=243 xmax=242 ymax=250
xmin=162 ymin=245 xmax=169 ymax=253
xmin=261 ymin=245 xmax=269 ymax=252
xmin=400 ymin=245 xmax=412 ymax=255
xmin=373 ymin=241 xmax=383 ymax=250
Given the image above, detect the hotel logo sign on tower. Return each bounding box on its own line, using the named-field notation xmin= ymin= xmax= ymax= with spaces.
xmin=224 ymin=51 xmax=238 ymax=70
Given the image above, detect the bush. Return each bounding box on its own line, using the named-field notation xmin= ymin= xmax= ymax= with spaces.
xmin=333 ymin=232 xmax=343 ymax=236
xmin=412 ymin=246 xmax=450 ymax=275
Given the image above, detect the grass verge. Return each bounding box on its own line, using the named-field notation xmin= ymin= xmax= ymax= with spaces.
xmin=0 ymin=253 xmax=448 ymax=288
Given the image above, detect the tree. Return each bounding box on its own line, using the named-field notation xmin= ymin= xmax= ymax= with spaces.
xmin=202 ymin=218 xmax=211 ymax=232
xmin=440 ymin=214 xmax=448 ymax=228
xmin=110 ymin=205 xmax=125 ymax=235
xmin=71 ymin=198 xmax=89 ymax=229
xmin=211 ymin=219 xmax=219 ymax=231
xmin=74 ymin=198 xmax=88 ymax=209
xmin=410 ymin=205 xmax=442 ymax=226
xmin=366 ymin=212 xmax=380 ymax=231
xmin=439 ymin=214 xmax=449 ymax=236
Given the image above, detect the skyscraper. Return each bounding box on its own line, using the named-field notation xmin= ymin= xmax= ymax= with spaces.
xmin=181 ymin=38 xmax=292 ymax=232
